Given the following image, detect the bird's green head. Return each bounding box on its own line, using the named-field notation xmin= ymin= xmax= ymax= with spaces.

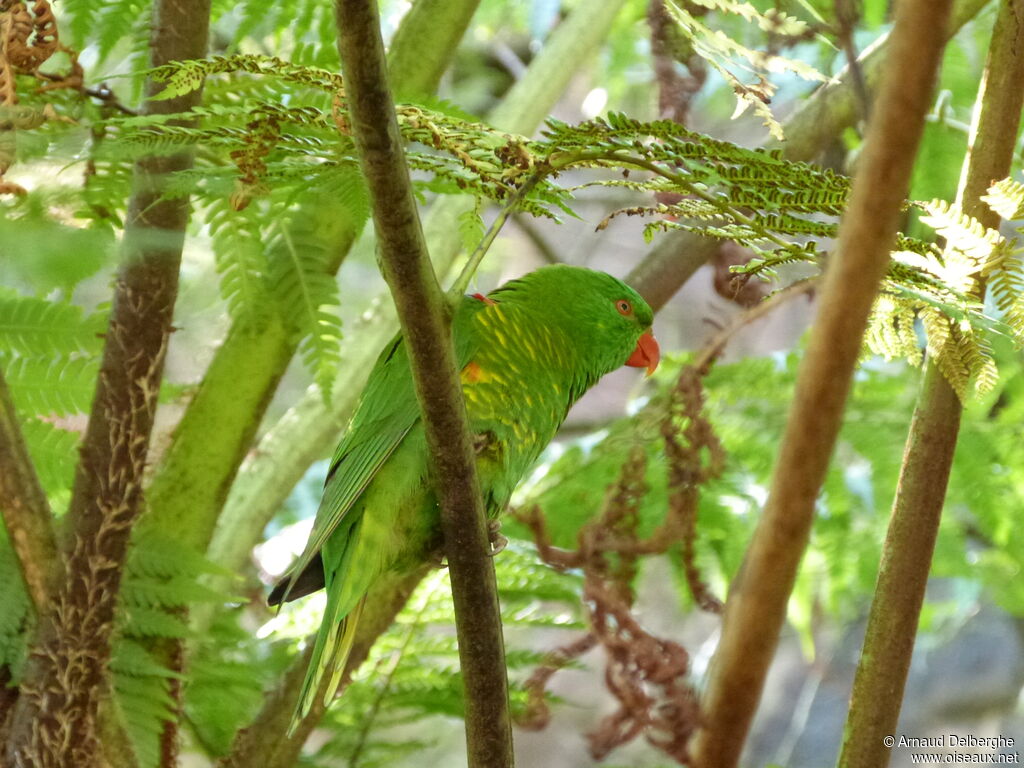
xmin=486 ymin=264 xmax=659 ymax=378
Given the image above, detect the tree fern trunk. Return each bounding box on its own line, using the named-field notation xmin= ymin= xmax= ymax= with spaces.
xmin=839 ymin=3 xmax=1024 ymax=766
xmin=2 ymin=0 xmax=212 ymax=762
xmin=0 ymin=368 xmax=60 ymax=613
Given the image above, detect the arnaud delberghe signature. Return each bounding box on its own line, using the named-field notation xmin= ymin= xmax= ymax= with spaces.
xmin=897 ymin=735 xmax=1016 ymax=749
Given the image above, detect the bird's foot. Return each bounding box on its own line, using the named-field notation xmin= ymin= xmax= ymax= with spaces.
xmin=428 ymin=546 xmax=447 ymax=570
xmin=487 ymin=519 xmax=507 ymax=557
xmin=473 ymin=430 xmax=496 ymax=455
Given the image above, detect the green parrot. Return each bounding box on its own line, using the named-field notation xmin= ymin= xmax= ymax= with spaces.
xmin=268 ymin=264 xmax=660 ymax=723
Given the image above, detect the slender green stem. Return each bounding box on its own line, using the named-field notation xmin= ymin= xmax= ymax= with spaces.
xmin=448 ymin=172 xmax=544 ymax=298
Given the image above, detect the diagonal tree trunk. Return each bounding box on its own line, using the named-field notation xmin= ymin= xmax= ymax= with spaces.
xmin=690 ymin=0 xmax=952 ymax=764
xmin=3 ymin=0 xmax=212 ymax=762
xmin=839 ymin=3 xmax=1024 ymax=766
xmin=0 ymin=368 xmax=60 ymax=613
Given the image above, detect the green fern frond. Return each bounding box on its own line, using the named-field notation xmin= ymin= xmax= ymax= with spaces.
xmin=3 ymin=355 xmax=98 ymax=418
xmin=127 ymin=531 xmax=231 ymax=581
xmin=909 ymin=200 xmax=1019 ymax=397
xmin=112 ymin=639 xmax=183 ymax=680
xmin=96 ymin=0 xmax=149 ymax=62
xmin=267 ymin=217 xmax=343 ymax=396
xmin=0 ymin=296 xmax=105 ymax=357
xmin=310 ymin=163 xmax=371 ymax=229
xmin=184 ymin=610 xmax=295 ymax=756
xmin=185 ymin=654 xmax=273 ymax=755
xmin=111 ymin=645 xmax=177 ymax=768
xmin=206 ymin=199 xmax=273 ymax=330
xmin=865 ymin=295 xmax=924 ymax=366
xmin=0 ymin=530 xmax=30 ymax=676
xmin=20 ymin=417 xmax=78 ymax=496
xmin=121 ymin=576 xmax=228 ymax=609
xmin=982 ymin=177 xmax=1024 ymax=221
xmin=985 ymin=249 xmax=1024 ymax=336
xmin=60 ymin=0 xmax=99 ymax=47
xmin=112 ymin=533 xmax=240 ymax=765
xmin=458 ymin=198 xmax=486 ymax=253
xmin=917 ymin=199 xmax=1007 ymax=284
xmin=147 ymin=55 xmax=344 ymax=102
xmin=309 ymin=543 xmax=582 ymax=762
xmin=120 ymin=606 xmax=192 ymax=639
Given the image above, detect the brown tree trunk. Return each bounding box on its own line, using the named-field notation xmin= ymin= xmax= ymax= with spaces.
xmin=334 ymin=0 xmax=514 ymax=764
xmin=3 ymin=0 xmax=212 ymax=763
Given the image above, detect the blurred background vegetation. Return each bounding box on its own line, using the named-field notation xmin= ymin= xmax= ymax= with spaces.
xmin=1 ymin=0 xmax=1022 ymax=766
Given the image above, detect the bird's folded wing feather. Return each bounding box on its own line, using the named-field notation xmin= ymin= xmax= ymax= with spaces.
xmin=280 ymin=296 xmax=484 ymax=593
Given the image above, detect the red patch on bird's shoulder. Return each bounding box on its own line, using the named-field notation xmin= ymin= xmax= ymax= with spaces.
xmin=472 ymin=292 xmax=497 ymax=305
xmin=462 ymin=361 xmax=484 ymax=382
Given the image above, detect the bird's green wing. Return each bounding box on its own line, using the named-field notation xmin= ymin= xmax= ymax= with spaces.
xmin=278 ymin=296 xmax=484 ymax=598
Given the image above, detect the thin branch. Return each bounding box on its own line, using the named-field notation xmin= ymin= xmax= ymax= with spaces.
xmin=834 ymin=0 xmax=871 ymax=124
xmin=0 ymin=368 xmax=61 ymax=612
xmin=691 ymin=279 xmax=817 ymax=373
xmin=217 ymin=642 xmax=318 ymax=768
xmin=334 ymin=2 xmax=513 ymax=767
xmin=4 ymin=0 xmax=212 ymax=760
xmin=346 ymin=588 xmax=432 ymax=767
xmin=839 ymin=2 xmax=1024 ymax=766
xmin=448 ymin=172 xmax=543 ymax=297
xmin=690 ymin=0 xmax=953 ymax=764
xmin=776 ymin=0 xmax=988 ymax=163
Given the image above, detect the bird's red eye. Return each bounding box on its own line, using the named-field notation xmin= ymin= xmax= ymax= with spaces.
xmin=616 ymin=299 xmax=632 ymax=316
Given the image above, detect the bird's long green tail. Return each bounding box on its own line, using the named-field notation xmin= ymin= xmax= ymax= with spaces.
xmin=289 ymin=523 xmax=368 ymax=733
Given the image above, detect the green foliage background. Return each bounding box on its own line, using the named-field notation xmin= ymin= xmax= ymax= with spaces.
xmin=1 ymin=0 xmax=1023 ymax=766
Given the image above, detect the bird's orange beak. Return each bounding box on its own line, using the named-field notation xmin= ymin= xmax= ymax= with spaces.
xmin=625 ymin=330 xmax=660 ymax=376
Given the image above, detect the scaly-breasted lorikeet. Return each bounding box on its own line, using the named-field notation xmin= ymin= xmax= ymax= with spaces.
xmin=269 ymin=264 xmax=660 ymax=722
